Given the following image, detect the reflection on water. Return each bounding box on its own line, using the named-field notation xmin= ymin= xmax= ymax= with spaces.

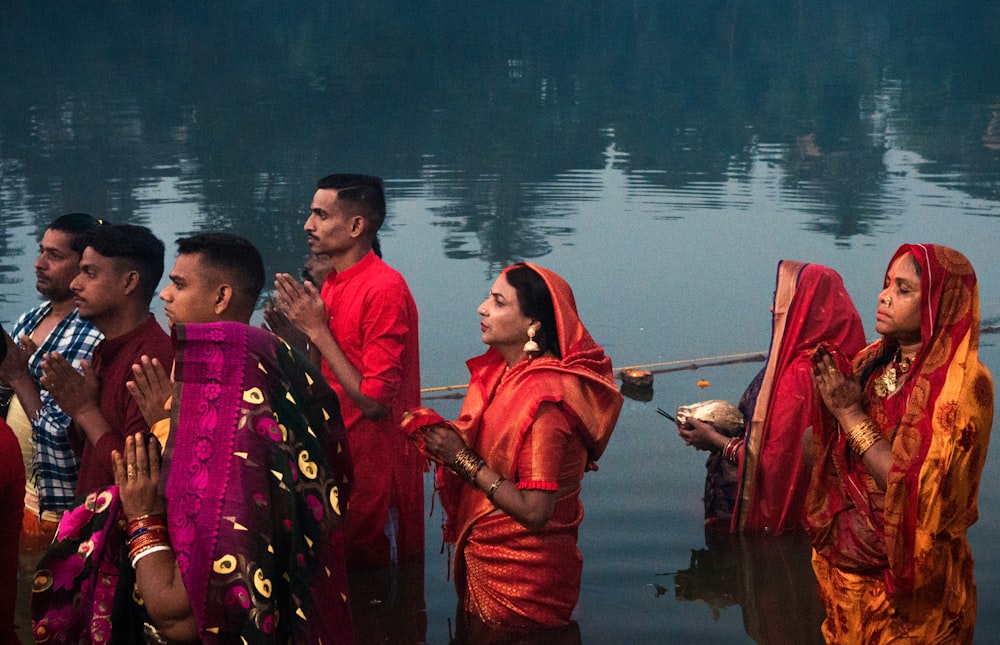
xmin=3 ymin=2 xmax=1000 ymax=642
xmin=672 ymin=530 xmax=825 ymax=645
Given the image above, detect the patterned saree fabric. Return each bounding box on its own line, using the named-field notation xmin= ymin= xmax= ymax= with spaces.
xmin=423 ymin=263 xmax=624 ymax=629
xmin=32 ymin=322 xmax=354 ymax=643
xmin=733 ymin=261 xmax=865 ymax=534
xmin=805 ymin=244 xmax=993 ymax=643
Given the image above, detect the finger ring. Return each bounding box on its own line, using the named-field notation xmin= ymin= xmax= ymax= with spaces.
xmin=127 ymin=465 xmax=136 ymax=481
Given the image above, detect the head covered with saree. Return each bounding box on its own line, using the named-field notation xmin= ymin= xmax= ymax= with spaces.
xmin=457 ymin=263 xmax=621 ymax=468
xmin=806 ymin=244 xmax=993 ymax=594
xmin=432 ymin=262 xmax=623 ymax=629
xmin=734 ymin=260 xmax=865 ymax=534
xmin=410 ymin=263 xmax=622 ymax=541
xmin=32 ymin=322 xmax=354 ymax=643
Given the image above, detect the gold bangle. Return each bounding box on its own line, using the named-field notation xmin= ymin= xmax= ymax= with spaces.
xmin=846 ymin=419 xmax=882 ymax=454
xmin=485 ymin=475 xmax=505 ymax=501
xmin=451 ymin=448 xmax=486 ymax=484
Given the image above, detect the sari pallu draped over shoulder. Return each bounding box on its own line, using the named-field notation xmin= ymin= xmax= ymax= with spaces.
xmin=32 ymin=323 xmax=354 ymax=644
xmin=733 ymin=261 xmax=865 ymax=535
xmin=438 ymin=263 xmax=623 ymax=628
xmin=805 ymin=245 xmax=993 ymax=641
xmin=166 ymin=322 xmax=353 ymax=643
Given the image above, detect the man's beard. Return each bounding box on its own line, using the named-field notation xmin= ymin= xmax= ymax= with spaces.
xmin=37 ymin=281 xmax=73 ymax=303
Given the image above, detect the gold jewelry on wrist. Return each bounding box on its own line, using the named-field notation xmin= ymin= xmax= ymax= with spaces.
xmin=845 ymin=418 xmax=882 ymax=454
xmin=451 ymin=447 xmax=486 ymax=484
xmin=485 ymin=475 xmax=505 ymax=501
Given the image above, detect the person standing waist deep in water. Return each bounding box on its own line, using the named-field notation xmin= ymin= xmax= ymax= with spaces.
xmin=403 ymin=262 xmax=623 ymax=642
xmin=808 ymin=244 xmax=993 ymax=643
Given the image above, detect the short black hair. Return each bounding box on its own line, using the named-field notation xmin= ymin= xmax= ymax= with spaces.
xmin=46 ymin=213 xmax=102 ymax=254
xmin=176 ymin=232 xmax=266 ymax=304
xmin=316 ymin=173 xmax=386 ymax=237
xmin=80 ymin=223 xmax=165 ymax=304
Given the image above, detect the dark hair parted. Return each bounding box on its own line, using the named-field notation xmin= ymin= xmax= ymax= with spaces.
xmin=80 ymin=223 xmax=165 ymax=304
xmin=177 ymin=232 xmax=266 ymax=304
xmin=316 ymin=173 xmax=386 ymax=238
xmin=47 ymin=213 xmax=102 ymax=254
xmin=505 ymin=263 xmax=560 ymax=359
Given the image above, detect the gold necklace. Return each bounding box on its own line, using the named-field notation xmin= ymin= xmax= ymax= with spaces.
xmin=874 ymin=350 xmax=913 ymax=398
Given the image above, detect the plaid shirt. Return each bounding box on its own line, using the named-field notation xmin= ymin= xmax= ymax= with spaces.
xmin=11 ymin=302 xmax=103 ymax=513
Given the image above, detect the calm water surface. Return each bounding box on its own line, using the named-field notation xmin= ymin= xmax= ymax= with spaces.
xmin=2 ymin=3 xmax=999 ymax=643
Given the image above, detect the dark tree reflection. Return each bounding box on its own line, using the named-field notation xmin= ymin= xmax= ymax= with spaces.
xmin=1 ymin=0 xmax=998 ymax=269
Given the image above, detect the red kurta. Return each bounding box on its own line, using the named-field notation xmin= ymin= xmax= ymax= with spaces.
xmin=320 ymin=250 xmax=423 ymax=566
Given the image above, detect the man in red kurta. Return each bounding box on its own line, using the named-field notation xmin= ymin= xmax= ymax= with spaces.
xmin=40 ymin=224 xmax=173 ymax=497
xmin=275 ymin=174 xmax=423 ymax=569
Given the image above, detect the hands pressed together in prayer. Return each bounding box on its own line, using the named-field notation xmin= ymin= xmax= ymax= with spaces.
xmin=810 ymin=345 xmax=864 ymax=425
xmin=126 ymin=356 xmax=172 ymax=427
xmin=0 ymin=330 xmax=34 ymax=386
xmin=261 ymin=294 xmax=310 ymax=349
xmin=272 ymin=273 xmax=328 ymax=341
xmin=112 ymin=432 xmax=166 ymax=520
xmin=39 ymin=352 xmax=99 ymax=418
xmin=810 ymin=344 xmax=892 ymax=488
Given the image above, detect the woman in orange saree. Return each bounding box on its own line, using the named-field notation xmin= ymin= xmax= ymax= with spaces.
xmin=807 ymin=244 xmax=993 ymax=643
xmin=402 ymin=263 xmax=622 ymax=639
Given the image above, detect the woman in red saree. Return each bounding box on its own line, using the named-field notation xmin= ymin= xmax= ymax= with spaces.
xmin=679 ymin=260 xmax=866 ymax=535
xmin=403 ymin=263 xmax=622 ymax=638
xmin=31 ymin=322 xmax=354 ymax=643
xmin=808 ymin=244 xmax=993 ymax=643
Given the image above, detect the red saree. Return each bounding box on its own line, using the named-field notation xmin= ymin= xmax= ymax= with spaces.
xmin=422 ymin=264 xmax=623 ymax=630
xmin=806 ymin=245 xmax=994 ymax=643
xmin=733 ymin=260 xmax=865 ymax=534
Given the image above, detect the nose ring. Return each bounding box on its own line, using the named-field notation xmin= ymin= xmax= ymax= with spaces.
xmin=479 ymin=309 xmax=487 ymax=315
xmin=881 ymin=296 xmax=891 ymax=306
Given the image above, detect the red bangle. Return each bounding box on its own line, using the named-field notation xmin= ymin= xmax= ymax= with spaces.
xmin=126 ymin=514 xmax=167 ymax=535
xmin=723 ymin=437 xmax=743 ymax=464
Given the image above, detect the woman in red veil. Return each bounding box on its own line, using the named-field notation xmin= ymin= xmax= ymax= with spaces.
xmin=402 ymin=263 xmax=622 ymax=640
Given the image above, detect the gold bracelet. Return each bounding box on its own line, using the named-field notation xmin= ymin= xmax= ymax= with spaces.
xmin=485 ymin=475 xmax=505 ymax=501
xmin=451 ymin=448 xmax=486 ymax=484
xmin=845 ymin=419 xmax=882 ymax=455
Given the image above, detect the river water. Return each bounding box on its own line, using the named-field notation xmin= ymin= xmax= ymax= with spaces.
xmin=2 ymin=3 xmax=999 ymax=643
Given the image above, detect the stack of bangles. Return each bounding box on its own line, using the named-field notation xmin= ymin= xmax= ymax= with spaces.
xmin=451 ymin=447 xmax=485 ymax=484
xmin=845 ymin=418 xmax=882 ymax=455
xmin=127 ymin=513 xmax=172 ymax=569
xmin=722 ymin=437 xmax=743 ymax=464
xmin=451 ymin=447 xmax=505 ymax=501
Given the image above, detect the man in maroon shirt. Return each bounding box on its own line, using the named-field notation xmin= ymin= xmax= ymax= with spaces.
xmin=40 ymin=223 xmax=173 ymax=497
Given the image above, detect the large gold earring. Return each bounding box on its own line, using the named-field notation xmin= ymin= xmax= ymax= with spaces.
xmin=523 ymin=326 xmax=540 ymax=354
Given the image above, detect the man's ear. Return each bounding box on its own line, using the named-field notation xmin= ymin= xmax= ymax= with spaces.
xmin=122 ymin=270 xmax=140 ymax=296
xmin=214 ymin=285 xmax=233 ymax=315
xmin=350 ymin=215 xmax=367 ymax=240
